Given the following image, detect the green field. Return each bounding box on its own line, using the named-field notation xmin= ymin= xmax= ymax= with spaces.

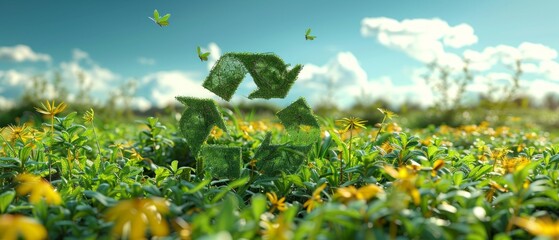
xmin=1 ymin=99 xmax=559 ymax=239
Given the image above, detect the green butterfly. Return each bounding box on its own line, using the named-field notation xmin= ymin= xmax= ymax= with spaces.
xmin=305 ymin=28 xmax=316 ymax=40
xmin=197 ymin=46 xmax=210 ymax=62
xmin=148 ymin=9 xmax=170 ymax=27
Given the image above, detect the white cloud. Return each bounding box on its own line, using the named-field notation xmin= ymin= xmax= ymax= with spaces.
xmin=0 ymin=45 xmax=51 ymax=62
xmin=136 ymin=71 xmax=215 ymax=108
xmin=0 ymin=69 xmax=60 ymax=104
xmin=361 ymin=17 xmax=478 ymax=63
xmin=540 ymin=60 xmax=559 ymax=80
xmin=59 ymin=49 xmax=119 ymax=98
xmin=294 ymin=52 xmax=367 ymax=107
xmin=293 ymin=52 xmax=436 ymax=108
xmin=72 ymin=48 xmax=89 ymax=62
xmin=464 ymin=42 xmax=559 ymax=79
xmin=137 ymin=57 xmax=156 ymax=66
xmin=0 ymin=96 xmax=15 ymax=109
xmin=0 ymin=70 xmax=30 ymax=86
xmin=443 ymin=24 xmax=478 ymax=48
xmin=204 ymin=42 xmax=222 ymax=71
xmin=131 ymin=97 xmax=152 ymax=112
xmin=527 ymin=80 xmax=559 ymax=104
xmin=518 ymin=42 xmax=557 ymax=61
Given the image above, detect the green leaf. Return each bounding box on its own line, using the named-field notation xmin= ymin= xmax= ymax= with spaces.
xmin=184 ymin=178 xmax=211 ymax=194
xmin=83 ymin=190 xmax=116 ymax=207
xmin=198 ymin=48 xmax=210 ymax=62
xmin=150 ymin=9 xmax=170 ymax=27
xmin=153 ymin=9 xmax=159 ymax=20
xmin=211 ymin=176 xmax=249 ymax=203
xmin=276 ymin=98 xmax=320 ymax=145
xmin=215 ymin=195 xmax=238 ymax=232
xmin=0 ymin=190 xmax=15 ymax=213
xmin=159 ymin=13 xmax=170 ymax=22
xmin=175 ymin=97 xmax=227 ymax=155
xmin=227 ymin=176 xmax=250 ymax=189
xmin=171 ymin=160 xmax=179 ymax=173
xmin=305 ymin=28 xmax=316 ymax=40
xmin=202 ymin=52 xmax=302 ymax=101
xmin=251 ymin=194 xmax=266 ymax=219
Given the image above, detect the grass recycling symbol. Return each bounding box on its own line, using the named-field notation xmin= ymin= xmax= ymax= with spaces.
xmin=176 ymin=53 xmax=320 ymax=179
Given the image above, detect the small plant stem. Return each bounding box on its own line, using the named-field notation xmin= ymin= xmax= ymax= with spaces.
xmin=48 ymin=116 xmax=54 ymax=182
xmin=374 ymin=115 xmax=387 ymax=143
xmin=339 ymin=156 xmax=343 ymax=184
xmin=506 ymin=200 xmax=521 ymax=233
xmin=91 ymin=124 xmax=102 ymax=156
xmin=389 ymin=216 xmax=397 ymax=240
xmin=66 ymin=151 xmax=72 ymax=180
xmin=348 ymin=130 xmax=353 ymax=180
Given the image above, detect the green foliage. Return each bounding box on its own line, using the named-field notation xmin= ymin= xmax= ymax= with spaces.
xmin=1 ymin=106 xmax=559 ymax=239
xmin=176 ymin=97 xmax=227 ymax=155
xmin=180 ymin=52 xmax=315 ymax=179
xmin=202 ymin=53 xmax=303 ymax=101
xmin=305 ymin=28 xmax=316 ymax=40
xmin=197 ymin=46 xmax=211 ymax=62
xmin=148 ymin=9 xmax=170 ymax=27
xmin=0 ymin=190 xmax=15 ymax=213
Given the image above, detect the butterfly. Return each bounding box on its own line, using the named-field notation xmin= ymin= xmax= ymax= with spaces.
xmin=148 ymin=9 xmax=170 ymax=27
xmin=197 ymin=46 xmax=210 ymax=62
xmin=305 ymin=28 xmax=316 ymax=40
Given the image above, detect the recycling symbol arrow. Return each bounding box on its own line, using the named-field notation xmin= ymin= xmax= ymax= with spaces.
xmin=177 ymin=52 xmax=318 ymax=179
xmin=202 ymin=53 xmax=303 ymax=101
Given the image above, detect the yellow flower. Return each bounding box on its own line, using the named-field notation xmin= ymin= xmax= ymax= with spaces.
xmin=261 ymin=213 xmax=293 ymax=240
xmin=501 ymin=156 xmax=530 ymax=174
xmin=513 ymin=216 xmax=559 ymax=238
xmin=303 ymin=183 xmax=326 ymax=213
xmin=238 ymin=122 xmax=254 ymax=140
xmin=266 ymin=192 xmax=287 ymax=212
xmin=7 ymin=124 xmax=32 ymax=143
xmin=83 ymin=108 xmax=95 ymax=124
xmin=171 ymin=218 xmax=192 ymax=240
xmin=209 ymin=126 xmax=224 ymax=139
xmin=0 ymin=214 xmax=47 ymax=240
xmin=335 ymin=184 xmax=383 ymax=204
xmin=385 ymin=122 xmax=402 ymax=133
xmin=126 ymin=148 xmax=144 ymax=161
xmin=105 ymin=197 xmax=169 ymax=239
xmin=336 ymin=117 xmax=367 ymax=133
xmin=16 ymin=173 xmax=62 ymax=205
xmin=431 ymin=159 xmax=445 ymax=177
xmin=379 ymin=141 xmax=394 ymax=155
xmin=485 ymin=180 xmax=508 ymax=202
xmin=377 ymin=108 xmax=398 ymax=119
xmin=251 ymin=121 xmax=269 ymax=132
xmin=384 ymin=165 xmax=420 ymax=205
xmin=35 ymin=100 xmax=67 ymax=118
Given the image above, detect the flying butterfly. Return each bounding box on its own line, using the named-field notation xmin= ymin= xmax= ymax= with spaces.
xmin=305 ymin=28 xmax=316 ymax=40
xmin=197 ymin=46 xmax=210 ymax=62
xmin=148 ymin=9 xmax=171 ymax=27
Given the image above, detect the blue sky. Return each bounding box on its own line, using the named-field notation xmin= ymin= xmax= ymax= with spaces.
xmin=2 ymin=1 xmax=559 ymax=110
